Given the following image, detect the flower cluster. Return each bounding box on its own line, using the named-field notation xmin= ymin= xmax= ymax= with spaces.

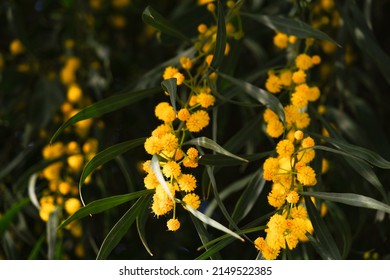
xmin=143 ymin=1 xmax=241 ymax=231
xmin=254 ymin=34 xmax=327 ymax=259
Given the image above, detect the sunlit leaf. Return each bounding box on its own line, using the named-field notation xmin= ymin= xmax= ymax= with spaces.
xmin=50 ymin=87 xmax=160 ymax=143
xmin=184 ymin=137 xmax=248 ymax=163
xmin=142 ymin=6 xmax=189 ymax=42
xmin=96 ymin=195 xmax=152 ymax=260
xmin=304 ymin=196 xmax=342 ymax=260
xmin=185 ymin=204 xmax=244 ymax=242
xmin=302 ymin=191 xmax=390 ymax=214
xmin=242 ymin=13 xmax=339 ymax=45
xmin=58 ymin=190 xmax=153 ymax=229
xmin=150 ymin=154 xmax=174 ymax=201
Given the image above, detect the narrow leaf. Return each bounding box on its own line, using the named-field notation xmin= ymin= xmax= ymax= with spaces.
xmin=184 ymin=137 xmax=248 ymax=163
xmin=28 ymin=173 xmax=40 ymax=210
xmin=161 ymin=78 xmax=177 ymax=114
xmin=136 ymin=209 xmax=154 ymax=257
xmin=142 ymin=6 xmax=189 ymax=42
xmin=58 ymin=190 xmax=152 ymax=229
xmin=96 ymin=195 xmax=152 ymax=260
xmin=150 ymin=154 xmax=174 ymax=201
xmin=232 ymin=168 xmax=266 ymax=223
xmin=50 ymin=87 xmax=160 ymax=143
xmin=47 ymin=208 xmax=60 ymax=260
xmin=79 ymin=138 xmax=146 ymax=205
xmin=185 ymin=205 xmax=244 ymax=242
xmin=210 ymin=0 xmax=227 ymax=72
xmin=0 ymin=198 xmax=30 ymax=237
xmin=302 ymin=192 xmax=390 ymax=214
xmin=242 ymin=13 xmax=339 ymax=45
xmin=219 ymin=72 xmax=285 ymax=123
xmin=304 ymin=196 xmax=342 ymax=260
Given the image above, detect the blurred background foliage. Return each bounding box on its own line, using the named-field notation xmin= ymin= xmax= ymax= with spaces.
xmin=0 ymin=0 xmax=389 ymax=260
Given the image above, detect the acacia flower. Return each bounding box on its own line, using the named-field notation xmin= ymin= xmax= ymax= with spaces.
xmin=182 ymin=193 xmax=201 ymax=210
xmin=295 ymin=54 xmax=313 ymax=71
xmin=178 ymin=174 xmax=197 ymax=192
xmin=163 ymin=66 xmax=185 ymax=85
xmin=167 ymin=218 xmax=181 ymax=231
xmin=186 ymin=110 xmax=210 ymax=132
xmin=273 ymin=33 xmax=289 ymax=49
xmin=155 ymin=102 xmax=176 ymax=123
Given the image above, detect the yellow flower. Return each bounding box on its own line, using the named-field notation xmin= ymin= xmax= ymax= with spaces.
xmin=186 ymin=110 xmax=210 ymax=132
xmin=167 ymin=218 xmax=181 ymax=231
xmin=263 ymin=108 xmax=279 ymax=123
xmin=180 ymin=56 xmax=192 ymax=70
xmin=265 ymin=74 xmax=282 ymax=94
xmin=162 ymin=161 xmax=181 ymax=179
xmin=297 ymin=149 xmax=315 ymax=163
xmin=151 ymin=192 xmax=174 ymax=216
xmin=67 ymin=154 xmax=84 ymax=172
xmin=295 ymin=112 xmax=310 ymax=129
xmin=65 ymin=198 xmax=81 ymax=215
xmin=295 ymin=54 xmax=313 ymax=71
xmin=276 ymin=139 xmax=295 ymax=158
xmin=279 ymin=70 xmax=292 ymax=87
xmin=9 ymin=39 xmax=24 ymax=55
xmin=152 ymin=124 xmax=172 ymax=138
xmin=292 ymin=70 xmax=306 ymax=84
xmin=197 ymin=23 xmax=208 ymax=34
xmin=144 ymin=136 xmax=162 ymax=155
xmin=67 ymin=84 xmax=83 ymax=103
xmin=267 ymin=183 xmax=287 ymax=208
xmin=163 ymin=66 xmax=185 ymax=85
xmin=197 ymin=92 xmax=216 ymax=108
xmin=59 ymin=181 xmax=72 ymax=195
xmin=294 ymin=130 xmax=304 ymax=141
xmin=311 ymin=55 xmax=321 ymax=65
xmin=296 ymin=165 xmax=317 ymax=186
xmin=144 ymin=172 xmax=159 ymax=189
xmin=198 ymin=0 xmax=214 ymax=5
xmin=205 ymin=54 xmax=213 ymax=66
xmin=302 ymin=136 xmax=315 ymax=148
xmin=155 ymin=102 xmax=176 ymax=123
xmin=182 ymin=193 xmax=201 ymax=210
xmin=291 ymin=84 xmax=310 ymax=108
xmin=178 ymin=174 xmax=197 ymax=192
xmin=160 ymin=133 xmax=179 ymax=153
xmin=273 ymin=33 xmax=289 ymax=49
xmin=42 ymin=142 xmax=65 ymax=159
xmin=266 ymin=120 xmax=284 ymax=138
xmin=112 ymin=0 xmax=130 ymax=9
xmin=177 ymin=108 xmax=191 ymax=121
xmin=263 ymin=157 xmax=279 ymax=181
xmin=286 ymin=191 xmax=299 ymax=204
xmin=290 ymin=205 xmax=308 ymax=219
xmin=307 ymin=86 xmax=320 ymax=102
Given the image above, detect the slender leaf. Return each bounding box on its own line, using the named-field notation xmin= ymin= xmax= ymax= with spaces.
xmin=302 ymin=192 xmax=390 ymax=214
xmin=219 ymin=72 xmax=285 ymax=123
xmin=59 ymin=190 xmax=153 ymax=229
xmin=47 ymin=208 xmax=60 ymax=260
xmin=0 ymin=198 xmax=30 ymax=237
xmin=142 ymin=6 xmax=189 ymax=42
xmin=184 ymin=137 xmax=248 ymax=163
xmin=199 ymin=152 xmax=271 ymax=166
xmin=28 ymin=235 xmax=45 ymax=260
xmin=28 ymin=173 xmax=40 ymax=210
xmin=304 ymin=196 xmax=342 ymax=260
xmin=196 ymin=238 xmax=233 ymax=260
xmin=242 ymin=13 xmax=339 ymax=45
xmin=136 ymin=209 xmax=154 ymax=257
xmin=232 ymin=168 xmax=266 ymax=223
xmin=161 ymin=78 xmax=178 ymax=114
xmin=210 ymin=0 xmax=227 ymax=72
xmin=185 ymin=204 xmax=244 ymax=242
xmin=50 ymin=87 xmax=160 ymax=143
xmin=343 ymin=3 xmax=390 ymax=84
xmin=150 ymin=154 xmax=174 ymax=201
xmin=96 ymin=195 xmax=152 ymax=260
xmin=79 ymin=138 xmax=146 ymax=205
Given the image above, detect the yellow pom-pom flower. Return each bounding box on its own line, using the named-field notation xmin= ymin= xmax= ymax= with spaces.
xmin=167 ymin=218 xmax=181 ymax=231
xmin=182 ymin=193 xmax=201 ymax=210
xmin=295 ymin=54 xmax=313 ymax=71
xmin=186 ymin=110 xmax=210 ymax=132
xmin=155 ymin=102 xmax=176 ymax=123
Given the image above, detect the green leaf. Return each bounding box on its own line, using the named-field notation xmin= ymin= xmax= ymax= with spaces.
xmin=232 ymin=168 xmax=266 ymax=223
xmin=343 ymin=3 xmax=390 ymax=84
xmin=47 ymin=208 xmax=60 ymax=260
xmin=78 ymin=138 xmax=146 ymax=205
xmin=219 ymin=72 xmax=285 ymax=123
xmin=302 ymin=192 xmax=390 ymax=214
xmin=242 ymin=13 xmax=339 ymax=45
xmin=28 ymin=235 xmax=45 ymax=260
xmin=142 ymin=6 xmax=189 ymax=42
xmin=304 ymin=196 xmax=342 ymax=260
xmin=161 ymin=78 xmax=178 ymax=114
xmin=58 ymin=190 xmax=153 ymax=229
xmin=184 ymin=137 xmax=248 ymax=163
xmin=136 ymin=208 xmax=153 ymax=257
xmin=210 ymin=0 xmax=227 ymax=72
xmin=185 ymin=204 xmax=244 ymax=242
xmin=0 ymin=198 xmax=30 ymax=237
xmin=96 ymin=194 xmax=152 ymax=260
xmin=50 ymin=87 xmax=160 ymax=143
